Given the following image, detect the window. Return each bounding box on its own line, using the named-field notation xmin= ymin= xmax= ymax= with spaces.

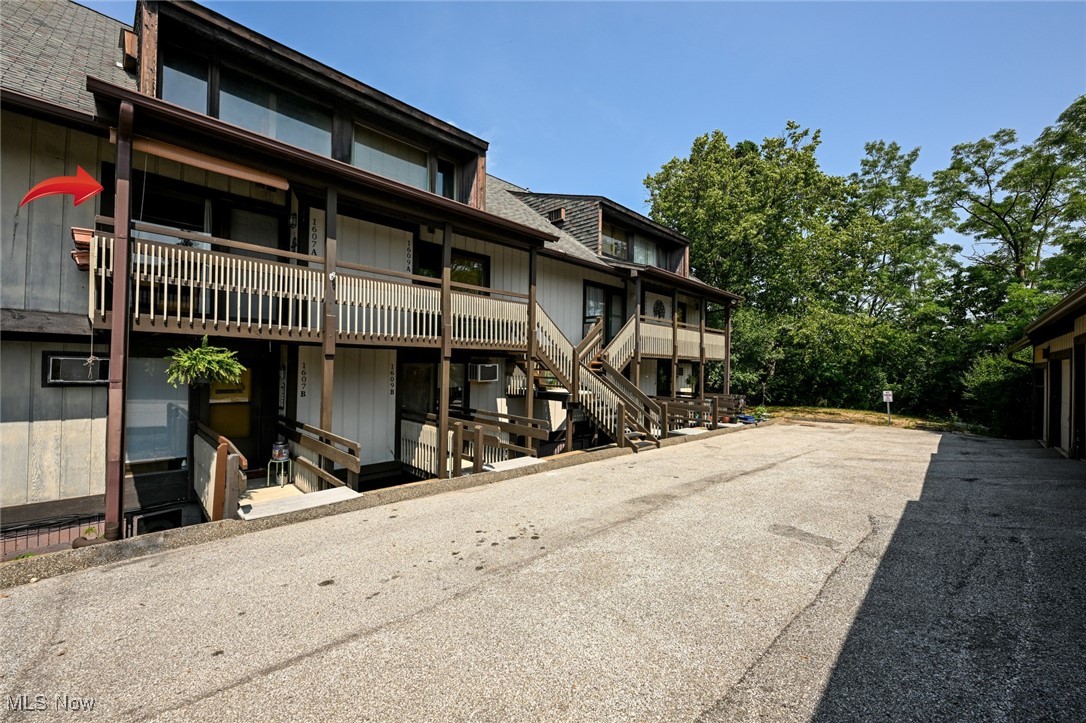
xmin=633 ymin=236 xmax=656 ymax=266
xmin=161 ymin=50 xmax=208 ymax=113
xmin=601 ymin=223 xmax=629 ymax=259
xmin=220 ymin=71 xmax=332 ymax=156
xmin=126 ymin=358 xmax=189 ymax=463
xmin=353 ymin=125 xmax=429 ymax=190
xmin=584 ymin=283 xmax=625 ymax=341
xmin=436 ymin=159 xmax=457 ymax=200
xmin=414 ymin=241 xmax=489 ymax=288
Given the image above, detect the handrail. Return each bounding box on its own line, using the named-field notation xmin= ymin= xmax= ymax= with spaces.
xmin=278 ymin=416 xmax=360 ymax=456
xmin=196 ymin=421 xmax=249 ymax=470
xmin=602 ymin=315 xmax=636 ymax=370
xmin=575 ymin=316 xmax=605 ymax=358
xmin=450 ymin=279 xmax=530 ymax=300
xmin=294 ymin=455 xmax=345 ymax=488
xmin=335 ymin=259 xmax=440 ymax=286
xmin=599 ymin=358 xmax=660 ymax=418
xmin=98 ymin=216 xmax=318 ymax=265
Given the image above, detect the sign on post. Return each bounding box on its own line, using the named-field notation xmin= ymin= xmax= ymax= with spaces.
xmin=883 ymin=390 xmax=893 ymax=424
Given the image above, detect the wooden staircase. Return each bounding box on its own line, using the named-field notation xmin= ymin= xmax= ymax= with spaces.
xmin=532 ymin=306 xmax=660 ymax=452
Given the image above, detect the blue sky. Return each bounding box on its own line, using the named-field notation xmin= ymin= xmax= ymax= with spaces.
xmin=83 ymin=1 xmax=1084 ymax=224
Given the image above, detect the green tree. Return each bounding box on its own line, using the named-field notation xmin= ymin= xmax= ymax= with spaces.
xmin=932 ymin=95 xmax=1085 ymax=288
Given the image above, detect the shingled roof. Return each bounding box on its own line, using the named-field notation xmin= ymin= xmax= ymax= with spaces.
xmin=486 ymin=175 xmax=610 ymax=269
xmin=1 ymin=0 xmax=137 ymax=117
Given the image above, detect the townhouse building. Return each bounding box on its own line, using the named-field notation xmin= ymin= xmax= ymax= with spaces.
xmin=1 ymin=0 xmax=739 ymax=550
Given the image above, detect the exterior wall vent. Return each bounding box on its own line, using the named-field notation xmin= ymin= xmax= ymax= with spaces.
xmin=546 ymin=207 xmax=566 ymax=225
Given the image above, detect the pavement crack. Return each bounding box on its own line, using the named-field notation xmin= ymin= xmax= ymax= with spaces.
xmin=694 ymin=514 xmax=882 ymax=722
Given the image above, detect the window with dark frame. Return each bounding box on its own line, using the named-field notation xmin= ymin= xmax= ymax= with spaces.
xmin=601 ymin=223 xmax=630 ymax=260
xmin=414 ymin=240 xmax=489 ymax=288
xmin=158 ymin=46 xmax=468 ymax=203
xmin=42 ymin=353 xmax=109 ymax=386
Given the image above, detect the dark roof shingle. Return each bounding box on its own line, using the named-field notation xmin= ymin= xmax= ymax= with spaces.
xmin=1 ymin=0 xmax=137 ymax=116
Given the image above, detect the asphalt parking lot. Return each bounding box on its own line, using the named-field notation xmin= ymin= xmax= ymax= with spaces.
xmin=2 ymin=422 xmax=1084 ymax=722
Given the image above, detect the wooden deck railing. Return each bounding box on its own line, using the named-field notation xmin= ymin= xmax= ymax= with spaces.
xmin=85 ymin=222 xmax=530 ymax=350
xmin=193 ymin=422 xmax=249 ymax=521
xmin=278 ymin=416 xmax=362 ymax=491
xmin=676 ymin=323 xmax=701 ymax=359
xmin=705 ymin=330 xmax=727 ymax=361
xmin=639 ymin=318 xmax=673 ymax=357
xmin=603 ymin=316 xmax=636 ymax=370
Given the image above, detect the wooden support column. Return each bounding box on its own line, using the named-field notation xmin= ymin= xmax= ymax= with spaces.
xmin=633 ymin=274 xmax=642 ymax=388
xmin=699 ymin=298 xmax=707 ymax=398
xmin=671 ymin=288 xmax=679 ymax=395
xmin=320 ymin=188 xmax=338 ymax=441
xmin=525 ymin=248 xmax=537 ymax=452
xmin=724 ymin=302 xmax=733 ymax=394
xmin=103 ymin=100 xmax=134 ymax=541
xmin=436 ymin=223 xmax=453 ymax=477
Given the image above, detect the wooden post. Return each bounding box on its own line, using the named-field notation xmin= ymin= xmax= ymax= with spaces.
xmin=525 ymin=248 xmax=537 ymax=452
xmin=210 ymin=441 xmax=227 ymax=522
xmin=699 ymin=298 xmax=707 ymax=399
xmin=472 ymin=425 xmax=484 ymax=474
xmin=633 ymin=274 xmax=642 ymax=388
xmin=710 ymin=397 xmax=719 ymax=430
xmin=452 ymin=421 xmax=463 ymax=477
xmin=661 ymin=401 xmax=670 ymax=438
xmin=320 ymin=188 xmax=337 ymax=440
xmin=565 ymin=401 xmax=575 ymax=452
xmin=616 ymin=401 xmax=626 ymax=448
xmin=104 ymin=100 xmax=134 ymax=541
xmin=436 ymin=223 xmax=453 ymax=477
xmin=724 ymin=302 xmax=733 ymax=395
xmin=671 ymin=288 xmax=679 ymax=396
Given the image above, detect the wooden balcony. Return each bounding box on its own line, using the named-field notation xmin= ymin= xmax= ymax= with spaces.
xmin=83 ymin=223 xmax=529 ymax=351
xmin=621 ymin=316 xmax=729 ymax=363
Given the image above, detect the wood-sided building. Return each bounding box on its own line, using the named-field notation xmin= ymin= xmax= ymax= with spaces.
xmin=1010 ymin=282 xmax=1086 ymax=459
xmin=1 ymin=0 xmax=740 ymax=549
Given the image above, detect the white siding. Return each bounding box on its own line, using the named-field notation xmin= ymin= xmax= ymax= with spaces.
xmin=0 ymin=341 xmax=107 ymax=507
xmin=536 ymin=257 xmax=623 ymax=344
xmin=295 ymin=347 xmax=397 ymax=466
xmin=417 ymin=226 xmax=531 ymax=294
xmin=338 ymin=215 xmax=413 ymax=274
xmin=645 ymin=291 xmax=673 ymax=322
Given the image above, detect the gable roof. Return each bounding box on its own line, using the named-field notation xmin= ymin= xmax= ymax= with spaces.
xmin=486 ymin=175 xmax=611 ymax=269
xmin=1 ymin=0 xmax=137 ymax=118
xmin=513 ymin=191 xmax=691 ymax=248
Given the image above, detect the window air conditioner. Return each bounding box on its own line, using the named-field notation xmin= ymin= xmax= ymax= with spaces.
xmin=469 ymin=363 xmax=499 ymax=383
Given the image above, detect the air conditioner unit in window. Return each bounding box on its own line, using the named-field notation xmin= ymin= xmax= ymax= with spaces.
xmin=469 ymin=363 xmax=499 ymax=383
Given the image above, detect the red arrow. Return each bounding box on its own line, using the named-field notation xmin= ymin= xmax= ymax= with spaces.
xmin=19 ymin=165 xmax=103 ymax=208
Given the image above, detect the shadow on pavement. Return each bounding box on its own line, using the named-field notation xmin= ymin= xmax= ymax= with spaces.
xmin=812 ymin=434 xmax=1086 ymax=721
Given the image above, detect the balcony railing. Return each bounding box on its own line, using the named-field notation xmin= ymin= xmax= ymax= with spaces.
xmin=84 ymin=222 xmax=529 ymax=350
xmin=633 ymin=316 xmax=728 ymax=361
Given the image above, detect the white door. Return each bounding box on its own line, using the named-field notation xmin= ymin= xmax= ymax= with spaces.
xmin=1060 ymin=359 xmax=1071 ymax=451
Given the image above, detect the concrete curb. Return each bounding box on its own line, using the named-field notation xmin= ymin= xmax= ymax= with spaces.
xmin=0 ymin=419 xmax=776 ymax=589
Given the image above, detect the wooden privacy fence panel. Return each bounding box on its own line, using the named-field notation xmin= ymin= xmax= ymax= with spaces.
xmin=336 ymin=273 xmax=441 ymax=344
xmin=451 ymin=293 xmax=528 ymax=349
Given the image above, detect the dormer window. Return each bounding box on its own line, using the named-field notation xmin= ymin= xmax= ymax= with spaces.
xmin=161 ymin=49 xmax=208 ymax=114
xmin=633 ymin=236 xmax=658 ymax=266
xmin=220 ymin=71 xmax=332 ymax=156
xmin=601 ymin=223 xmax=629 ymax=259
xmin=353 ymin=125 xmax=429 ymax=190
xmin=436 ymin=159 xmax=457 ymax=200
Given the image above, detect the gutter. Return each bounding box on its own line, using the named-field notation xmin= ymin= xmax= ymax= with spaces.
xmin=1006 ymin=336 xmax=1034 ymax=368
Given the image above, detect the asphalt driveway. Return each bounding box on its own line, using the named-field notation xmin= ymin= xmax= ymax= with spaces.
xmin=2 ymin=423 xmax=1083 ymax=721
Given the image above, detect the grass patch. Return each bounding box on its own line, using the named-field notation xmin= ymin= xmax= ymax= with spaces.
xmin=767 ymin=406 xmax=984 ymax=434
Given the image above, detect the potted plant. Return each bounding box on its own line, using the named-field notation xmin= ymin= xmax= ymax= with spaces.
xmin=165 ymin=336 xmax=244 ymax=387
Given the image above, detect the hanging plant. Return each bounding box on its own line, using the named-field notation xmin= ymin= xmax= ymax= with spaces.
xmin=165 ymin=336 xmax=244 ymax=387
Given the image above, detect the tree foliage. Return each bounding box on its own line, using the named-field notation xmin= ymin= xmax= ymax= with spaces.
xmin=646 ymin=96 xmax=1085 ymax=434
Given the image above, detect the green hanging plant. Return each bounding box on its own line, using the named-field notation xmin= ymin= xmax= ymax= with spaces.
xmin=165 ymin=336 xmax=244 ymax=387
